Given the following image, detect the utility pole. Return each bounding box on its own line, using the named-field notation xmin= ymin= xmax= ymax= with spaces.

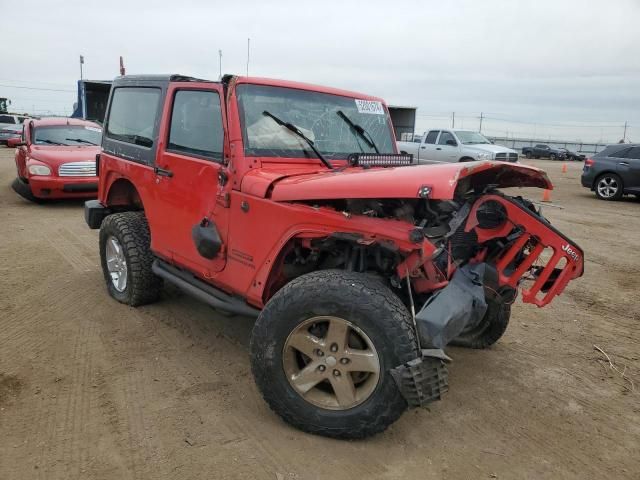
xmin=119 ymin=56 xmax=126 ymax=76
xmin=623 ymin=121 xmax=628 ymax=142
xmin=218 ymin=50 xmax=222 ymax=80
xmin=479 ymin=112 xmax=484 ymax=133
xmin=451 ymin=112 xmax=455 ymax=128
xmin=79 ymin=55 xmax=84 ymax=80
xmin=246 ymin=38 xmax=250 ymax=77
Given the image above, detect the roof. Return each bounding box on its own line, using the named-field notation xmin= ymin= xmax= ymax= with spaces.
xmin=111 ymin=74 xmax=387 ymax=103
xmin=235 ymin=76 xmax=385 ymax=102
xmin=29 ymin=117 xmax=102 ymax=128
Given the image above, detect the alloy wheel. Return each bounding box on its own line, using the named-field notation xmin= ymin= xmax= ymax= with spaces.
xmin=282 ymin=316 xmax=380 ymax=410
xmin=597 ymin=176 xmax=619 ymax=199
xmin=105 ymin=236 xmax=128 ymax=292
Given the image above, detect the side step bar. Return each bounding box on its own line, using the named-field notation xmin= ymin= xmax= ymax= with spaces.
xmin=152 ymin=259 xmax=261 ymax=318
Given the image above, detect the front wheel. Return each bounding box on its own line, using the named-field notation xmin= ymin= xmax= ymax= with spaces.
xmin=550 ymin=154 xmax=557 ymax=160
xmin=250 ymin=270 xmax=419 ymax=439
xmin=99 ymin=212 xmax=162 ymax=306
xmin=525 ymin=152 xmax=532 ymax=159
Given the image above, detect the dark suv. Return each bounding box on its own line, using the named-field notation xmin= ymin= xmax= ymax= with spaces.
xmin=581 ymin=144 xmax=640 ymax=200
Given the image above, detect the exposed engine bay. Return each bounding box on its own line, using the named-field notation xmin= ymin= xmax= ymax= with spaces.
xmin=271 ymin=186 xmax=583 ymax=350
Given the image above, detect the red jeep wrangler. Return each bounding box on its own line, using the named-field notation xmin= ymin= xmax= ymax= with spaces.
xmin=85 ymin=74 xmax=583 ymax=439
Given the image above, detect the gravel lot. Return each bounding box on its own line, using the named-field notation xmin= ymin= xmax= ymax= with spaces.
xmin=1 ymin=146 xmax=638 ymax=480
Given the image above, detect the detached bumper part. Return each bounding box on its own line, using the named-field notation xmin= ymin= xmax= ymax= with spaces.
xmin=415 ymin=263 xmax=490 ymax=349
xmin=391 ymin=349 xmax=450 ymax=408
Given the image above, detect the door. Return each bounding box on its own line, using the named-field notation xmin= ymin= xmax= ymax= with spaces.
xmin=418 ymin=130 xmax=440 ymax=163
xmin=617 ymin=146 xmax=640 ymax=193
xmin=147 ymin=84 xmax=230 ymax=276
xmin=15 ymin=122 xmax=30 ymax=179
xmin=432 ymin=131 xmax=460 ymax=163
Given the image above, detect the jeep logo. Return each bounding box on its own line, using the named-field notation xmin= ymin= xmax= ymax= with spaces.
xmin=561 ymin=243 xmax=580 ymax=262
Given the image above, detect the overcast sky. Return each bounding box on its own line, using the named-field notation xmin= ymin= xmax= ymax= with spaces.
xmin=1 ymin=0 xmax=638 ymax=143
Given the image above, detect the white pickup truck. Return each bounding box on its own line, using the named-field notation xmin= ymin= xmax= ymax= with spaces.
xmin=397 ymin=129 xmax=519 ymax=163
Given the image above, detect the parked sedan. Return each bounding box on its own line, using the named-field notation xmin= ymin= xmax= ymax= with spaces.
xmin=0 ymin=125 xmax=23 ymax=145
xmin=558 ymin=148 xmax=585 ymax=161
xmin=12 ymin=118 xmax=101 ymax=202
xmin=581 ymin=144 xmax=640 ymax=200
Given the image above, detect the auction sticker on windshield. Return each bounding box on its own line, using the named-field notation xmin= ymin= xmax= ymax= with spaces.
xmin=355 ymin=99 xmax=384 ymax=115
xmin=85 ymin=126 xmax=102 ymax=132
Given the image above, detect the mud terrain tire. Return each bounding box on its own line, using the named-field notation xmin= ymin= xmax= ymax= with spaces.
xmin=450 ymin=301 xmax=511 ymax=349
xmin=250 ymin=270 xmax=418 ymax=439
xmin=99 ymin=212 xmax=162 ymax=306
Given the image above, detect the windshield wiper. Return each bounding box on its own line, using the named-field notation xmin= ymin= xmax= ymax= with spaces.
xmin=65 ymin=137 xmax=98 ymax=146
xmin=39 ymin=139 xmax=66 ymax=146
xmin=336 ymin=110 xmax=380 ymax=153
xmin=262 ymin=110 xmax=333 ymax=170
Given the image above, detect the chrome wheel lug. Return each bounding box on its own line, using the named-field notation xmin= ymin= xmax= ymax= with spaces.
xmin=316 ymin=349 xmax=324 ymax=357
xmin=330 ymin=343 xmax=338 ymax=353
xmin=318 ymin=365 xmax=326 ymax=372
xmin=333 ymin=369 xmax=340 ymax=376
xmin=340 ymin=358 xmax=349 ymax=365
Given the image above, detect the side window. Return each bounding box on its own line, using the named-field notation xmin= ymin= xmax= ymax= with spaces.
xmin=625 ymin=147 xmax=640 ymax=159
xmin=438 ymin=131 xmax=456 ymax=146
xmin=168 ymin=90 xmax=224 ymax=160
xmin=106 ymin=87 xmax=161 ymax=147
xmin=609 ymin=148 xmax=630 ymax=158
xmin=424 ymin=130 xmax=439 ymax=144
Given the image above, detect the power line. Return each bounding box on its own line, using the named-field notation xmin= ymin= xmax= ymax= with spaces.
xmin=0 ymin=83 xmax=75 ymax=92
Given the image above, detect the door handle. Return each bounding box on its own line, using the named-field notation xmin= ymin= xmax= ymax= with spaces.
xmin=436 ymin=147 xmax=442 ymax=150
xmin=619 ymin=162 xmax=629 ymax=166
xmin=420 ymin=146 xmax=426 ymax=149
xmin=154 ymin=166 xmax=173 ymax=177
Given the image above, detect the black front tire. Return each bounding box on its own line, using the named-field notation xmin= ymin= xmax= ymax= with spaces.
xmin=525 ymin=152 xmax=532 ymax=159
xmin=11 ymin=177 xmax=42 ymax=203
xmin=450 ymin=301 xmax=511 ymax=349
xmin=99 ymin=212 xmax=162 ymax=306
xmin=250 ymin=270 xmax=419 ymax=439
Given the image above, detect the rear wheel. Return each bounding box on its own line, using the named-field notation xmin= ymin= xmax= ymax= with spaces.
xmin=595 ymin=173 xmax=623 ymax=201
xmin=99 ymin=212 xmax=162 ymax=306
xmin=525 ymin=152 xmax=532 ymax=159
xmin=450 ymin=301 xmax=511 ymax=349
xmin=550 ymin=154 xmax=557 ymax=160
xmin=250 ymin=270 xmax=419 ymax=439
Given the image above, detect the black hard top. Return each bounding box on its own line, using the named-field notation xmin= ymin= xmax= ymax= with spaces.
xmin=112 ymin=74 xmax=218 ymax=86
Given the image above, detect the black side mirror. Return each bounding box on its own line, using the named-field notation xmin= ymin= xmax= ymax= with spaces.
xmin=446 ymin=139 xmax=457 ymax=147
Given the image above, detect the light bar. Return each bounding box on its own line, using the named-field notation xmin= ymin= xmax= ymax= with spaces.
xmin=348 ymin=153 xmax=414 ymax=167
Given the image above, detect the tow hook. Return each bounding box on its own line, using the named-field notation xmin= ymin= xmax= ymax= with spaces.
xmin=390 ymin=349 xmax=451 ymax=408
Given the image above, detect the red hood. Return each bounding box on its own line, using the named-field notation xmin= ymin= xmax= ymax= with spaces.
xmin=257 ymin=161 xmax=552 ymax=201
xmin=29 ymin=145 xmax=101 ymax=167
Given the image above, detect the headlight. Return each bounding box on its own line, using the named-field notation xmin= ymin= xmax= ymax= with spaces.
xmin=28 ymin=164 xmax=51 ymax=176
xmin=477 ymin=152 xmax=491 ymax=160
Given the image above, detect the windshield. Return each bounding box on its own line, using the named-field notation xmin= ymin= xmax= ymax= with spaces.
xmin=455 ymin=131 xmax=491 ymax=145
xmin=33 ymin=125 xmax=102 ymax=146
xmin=237 ymin=84 xmax=395 ymax=159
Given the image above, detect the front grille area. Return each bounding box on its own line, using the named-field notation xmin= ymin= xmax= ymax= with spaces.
xmin=58 ymin=161 xmax=96 ymax=177
xmin=495 ymin=153 xmax=519 ymax=162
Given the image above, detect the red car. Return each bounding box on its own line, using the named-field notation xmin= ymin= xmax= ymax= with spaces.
xmin=12 ymin=118 xmax=101 ymax=201
xmin=85 ymin=74 xmax=584 ymax=439
xmin=0 ymin=125 xmax=23 ymax=146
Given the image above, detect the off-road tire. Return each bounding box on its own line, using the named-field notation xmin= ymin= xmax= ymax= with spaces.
xmin=450 ymin=301 xmax=511 ymax=349
xmin=594 ymin=173 xmax=624 ymax=201
xmin=11 ymin=177 xmax=42 ymax=203
xmin=99 ymin=212 xmax=162 ymax=306
xmin=250 ymin=270 xmax=418 ymax=439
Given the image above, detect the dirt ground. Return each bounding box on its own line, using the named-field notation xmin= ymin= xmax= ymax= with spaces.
xmin=0 ymin=147 xmax=638 ymax=480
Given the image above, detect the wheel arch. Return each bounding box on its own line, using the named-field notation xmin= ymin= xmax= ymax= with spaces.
xmin=459 ymin=156 xmax=475 ymax=162
xmin=105 ymin=177 xmax=145 ymax=211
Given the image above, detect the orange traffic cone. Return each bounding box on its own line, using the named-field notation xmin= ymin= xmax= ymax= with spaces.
xmin=542 ymin=189 xmax=552 ymax=202
xmin=562 ymin=163 xmax=567 ymax=174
